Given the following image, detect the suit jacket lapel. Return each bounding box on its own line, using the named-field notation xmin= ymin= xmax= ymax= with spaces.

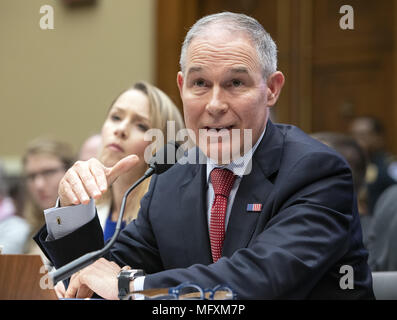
xmin=178 ymin=156 xmax=213 ymax=266
xmin=223 ymin=121 xmax=285 ymax=257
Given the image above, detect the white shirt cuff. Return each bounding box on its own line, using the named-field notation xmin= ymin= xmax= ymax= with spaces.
xmin=132 ymin=276 xmax=145 ymax=300
xmin=44 ymin=199 xmax=96 ymax=240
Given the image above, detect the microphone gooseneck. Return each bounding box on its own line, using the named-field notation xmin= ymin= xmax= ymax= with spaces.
xmin=49 ymin=141 xmax=180 ymax=285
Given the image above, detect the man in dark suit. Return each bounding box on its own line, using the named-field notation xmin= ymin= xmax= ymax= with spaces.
xmin=35 ymin=12 xmax=374 ymax=299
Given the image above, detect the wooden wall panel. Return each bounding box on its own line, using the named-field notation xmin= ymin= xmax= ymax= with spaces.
xmin=311 ymin=0 xmax=395 ymax=153
xmin=196 ymin=0 xmax=278 ymax=37
xmin=155 ymin=0 xmax=199 ymax=110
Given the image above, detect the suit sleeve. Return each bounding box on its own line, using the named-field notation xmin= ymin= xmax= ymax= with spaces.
xmin=33 ymin=175 xmax=162 ymax=272
xmin=142 ymin=152 xmax=360 ymax=299
xmin=34 ymin=212 xmax=104 ymax=269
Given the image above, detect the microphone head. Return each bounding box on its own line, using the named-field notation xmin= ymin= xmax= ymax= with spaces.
xmin=148 ymin=141 xmax=181 ymax=174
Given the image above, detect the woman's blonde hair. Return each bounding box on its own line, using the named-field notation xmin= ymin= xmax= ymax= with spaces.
xmin=98 ymin=81 xmax=185 ymax=222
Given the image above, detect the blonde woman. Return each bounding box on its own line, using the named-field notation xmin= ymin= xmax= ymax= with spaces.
xmin=88 ymin=81 xmax=184 ymax=241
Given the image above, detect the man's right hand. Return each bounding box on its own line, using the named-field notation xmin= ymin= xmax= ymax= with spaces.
xmin=58 ymin=155 xmax=140 ymax=207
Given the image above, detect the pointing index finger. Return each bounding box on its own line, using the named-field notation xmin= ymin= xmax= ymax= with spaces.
xmin=88 ymin=160 xmax=108 ymax=193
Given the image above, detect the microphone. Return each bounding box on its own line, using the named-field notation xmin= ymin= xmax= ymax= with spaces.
xmin=50 ymin=141 xmax=181 ymax=285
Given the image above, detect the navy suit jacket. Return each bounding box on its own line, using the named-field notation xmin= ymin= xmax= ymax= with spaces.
xmin=35 ymin=121 xmax=374 ymax=299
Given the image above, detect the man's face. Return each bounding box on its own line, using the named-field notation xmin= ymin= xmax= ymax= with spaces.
xmin=177 ymin=27 xmax=283 ymax=164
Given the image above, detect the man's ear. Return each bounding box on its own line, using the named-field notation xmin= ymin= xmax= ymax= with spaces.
xmin=177 ymin=71 xmax=184 ymax=97
xmin=266 ymin=71 xmax=285 ymax=107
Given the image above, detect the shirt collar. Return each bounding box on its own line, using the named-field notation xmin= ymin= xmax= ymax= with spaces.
xmin=206 ymin=125 xmax=266 ymax=182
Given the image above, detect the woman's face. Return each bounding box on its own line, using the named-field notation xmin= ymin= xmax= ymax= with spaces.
xmin=24 ymin=153 xmax=66 ymax=210
xmin=100 ymin=89 xmax=151 ymax=171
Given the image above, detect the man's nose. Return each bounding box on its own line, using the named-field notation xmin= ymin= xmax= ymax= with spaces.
xmin=206 ymin=87 xmax=228 ymax=116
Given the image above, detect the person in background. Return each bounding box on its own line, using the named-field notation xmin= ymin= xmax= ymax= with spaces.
xmin=78 ymin=133 xmax=102 ymax=161
xmin=350 ymin=116 xmax=397 ymax=214
xmin=22 ymin=138 xmax=76 ymax=254
xmin=311 ymin=132 xmax=370 ymax=247
xmin=92 ymin=81 xmax=185 ymax=242
xmin=0 ymin=160 xmax=30 ymax=254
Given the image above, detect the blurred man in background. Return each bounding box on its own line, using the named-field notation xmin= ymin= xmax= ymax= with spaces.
xmin=350 ymin=116 xmax=397 ymax=215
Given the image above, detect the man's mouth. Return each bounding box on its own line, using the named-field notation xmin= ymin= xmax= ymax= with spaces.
xmin=203 ymin=125 xmax=234 ymax=132
xmin=201 ymin=126 xmax=237 ymax=139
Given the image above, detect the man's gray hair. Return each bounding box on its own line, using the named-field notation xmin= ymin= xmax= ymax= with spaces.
xmin=179 ymin=12 xmax=278 ymax=79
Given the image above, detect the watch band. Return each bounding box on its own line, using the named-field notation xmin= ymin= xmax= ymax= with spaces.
xmin=118 ymin=269 xmax=145 ymax=300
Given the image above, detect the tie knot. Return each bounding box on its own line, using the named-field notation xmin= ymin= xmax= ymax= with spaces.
xmin=210 ymin=168 xmax=236 ymax=197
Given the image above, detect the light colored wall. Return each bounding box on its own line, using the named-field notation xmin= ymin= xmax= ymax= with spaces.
xmin=0 ymin=0 xmax=155 ymax=173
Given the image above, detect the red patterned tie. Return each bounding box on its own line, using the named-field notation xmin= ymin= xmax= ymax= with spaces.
xmin=209 ymin=168 xmax=236 ymax=263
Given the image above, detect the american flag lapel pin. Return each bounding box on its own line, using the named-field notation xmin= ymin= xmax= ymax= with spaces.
xmin=246 ymin=203 xmax=262 ymax=212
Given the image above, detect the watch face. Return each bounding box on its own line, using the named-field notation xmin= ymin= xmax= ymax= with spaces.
xmin=118 ymin=269 xmax=145 ymax=280
xmin=118 ymin=270 xmax=132 ymax=279
xmin=128 ymin=269 xmax=145 ymax=280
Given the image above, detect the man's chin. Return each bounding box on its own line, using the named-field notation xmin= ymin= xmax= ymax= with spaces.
xmin=195 ymin=127 xmax=253 ymax=164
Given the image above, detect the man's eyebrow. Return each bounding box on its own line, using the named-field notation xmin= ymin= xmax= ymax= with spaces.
xmin=229 ymin=67 xmax=249 ymax=74
xmin=187 ymin=66 xmax=203 ymax=75
xmin=186 ymin=66 xmax=250 ymax=76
